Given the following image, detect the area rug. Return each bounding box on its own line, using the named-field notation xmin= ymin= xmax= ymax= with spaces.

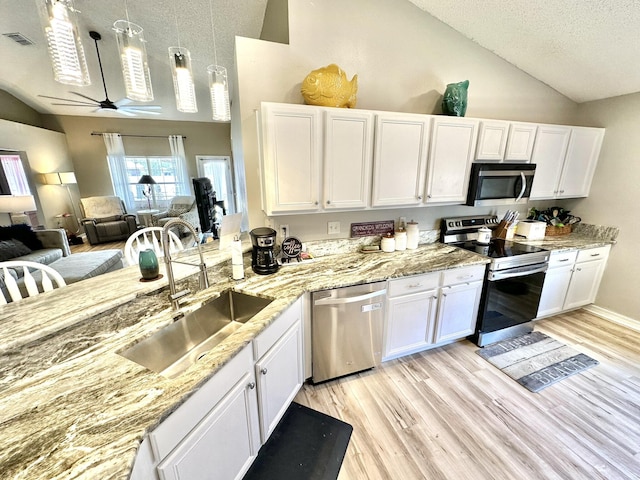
xmin=243 ymin=402 xmax=353 ymax=480
xmin=476 ymin=331 xmax=599 ymax=393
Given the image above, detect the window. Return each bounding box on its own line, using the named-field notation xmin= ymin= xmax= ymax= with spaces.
xmin=0 ymin=154 xmax=31 ymax=195
xmin=196 ymin=156 xmax=235 ymax=213
xmin=116 ymin=156 xmax=189 ymax=210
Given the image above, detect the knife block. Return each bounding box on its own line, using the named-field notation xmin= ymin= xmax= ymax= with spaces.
xmin=492 ymin=220 xmax=510 ymax=240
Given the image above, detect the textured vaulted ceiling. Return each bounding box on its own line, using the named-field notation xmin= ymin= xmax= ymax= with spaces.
xmin=407 ymin=0 xmax=640 ymax=103
xmin=0 ymin=0 xmax=637 ymax=122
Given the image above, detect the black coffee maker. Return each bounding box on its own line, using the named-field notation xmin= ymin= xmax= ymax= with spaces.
xmin=250 ymin=227 xmax=279 ymax=275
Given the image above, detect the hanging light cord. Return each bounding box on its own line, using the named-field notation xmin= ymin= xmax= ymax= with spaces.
xmin=172 ymin=1 xmax=181 ymax=48
xmin=124 ymin=0 xmax=130 ymax=23
xmin=209 ymin=0 xmax=218 ymax=65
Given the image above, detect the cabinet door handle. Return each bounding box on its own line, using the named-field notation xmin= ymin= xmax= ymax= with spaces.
xmin=261 ymin=368 xmax=268 ymax=375
xmin=407 ymin=283 xmax=423 ymax=289
xmin=575 ymin=267 xmax=582 ymax=272
xmin=326 ymin=200 xmax=331 ymax=204
xmin=590 ymin=253 xmax=601 ymax=257
xmin=558 ymin=258 xmax=570 ymax=262
xmin=417 ymin=195 xmax=423 ymax=200
xmin=247 ymin=382 xmax=256 ymax=390
xmin=314 ymin=201 xmax=319 ymax=205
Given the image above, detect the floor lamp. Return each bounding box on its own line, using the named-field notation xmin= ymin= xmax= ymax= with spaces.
xmin=137 ymin=174 xmax=156 ymax=209
xmin=43 ymin=172 xmax=80 ymax=234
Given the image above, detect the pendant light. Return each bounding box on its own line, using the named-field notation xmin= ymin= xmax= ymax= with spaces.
xmin=207 ymin=0 xmax=230 ymax=121
xmin=37 ymin=0 xmax=90 ymax=86
xmin=113 ymin=1 xmax=153 ymax=102
xmin=168 ymin=2 xmax=197 ymax=113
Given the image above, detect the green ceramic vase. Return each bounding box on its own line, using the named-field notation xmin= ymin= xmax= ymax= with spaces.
xmin=139 ymin=249 xmax=159 ymax=280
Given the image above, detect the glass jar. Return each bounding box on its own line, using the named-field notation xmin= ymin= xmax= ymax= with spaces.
xmin=381 ymin=233 xmax=395 ymax=253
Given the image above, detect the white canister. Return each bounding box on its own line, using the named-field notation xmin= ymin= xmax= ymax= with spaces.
xmin=231 ymin=235 xmax=244 ymax=280
xmin=406 ymin=221 xmax=419 ymax=249
xmin=381 ymin=233 xmax=395 ymax=253
xmin=395 ymin=230 xmax=407 ymax=251
xmin=477 ymin=227 xmax=491 ymax=245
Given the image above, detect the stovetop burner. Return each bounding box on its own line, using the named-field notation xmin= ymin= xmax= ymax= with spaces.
xmin=441 ymin=215 xmax=549 ymax=271
xmin=453 ymin=238 xmax=546 ymax=259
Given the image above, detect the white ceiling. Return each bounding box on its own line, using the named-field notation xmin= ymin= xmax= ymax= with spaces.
xmin=1 ymin=0 xmax=638 ymax=123
xmin=408 ymin=0 xmax=640 ymax=103
xmin=0 ymin=0 xmax=268 ymax=122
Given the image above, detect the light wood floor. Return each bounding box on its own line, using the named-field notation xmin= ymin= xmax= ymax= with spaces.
xmin=70 ymin=239 xmax=126 ymax=254
xmin=295 ymin=310 xmax=640 ymax=480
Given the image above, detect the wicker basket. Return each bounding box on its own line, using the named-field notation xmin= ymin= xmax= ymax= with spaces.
xmin=545 ymin=225 xmax=572 ymax=236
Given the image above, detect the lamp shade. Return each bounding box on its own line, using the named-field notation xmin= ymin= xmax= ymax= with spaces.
xmin=169 ymin=47 xmax=197 ymax=113
xmin=59 ymin=171 xmax=77 ymax=184
xmin=114 ymin=20 xmax=154 ymax=102
xmin=43 ymin=172 xmax=62 ymax=185
xmin=37 ymin=0 xmax=90 ymax=86
xmin=0 ymin=195 xmax=37 ymax=213
xmin=137 ymin=174 xmax=156 ymax=185
xmin=208 ymin=65 xmax=231 ymax=122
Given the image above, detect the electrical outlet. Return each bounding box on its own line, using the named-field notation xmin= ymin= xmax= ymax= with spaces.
xmin=280 ymin=224 xmax=289 ymax=239
xmin=328 ymin=221 xmax=340 ymax=235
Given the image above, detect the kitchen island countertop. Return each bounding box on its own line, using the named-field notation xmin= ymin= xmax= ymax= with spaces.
xmin=0 ymin=240 xmax=489 ymax=480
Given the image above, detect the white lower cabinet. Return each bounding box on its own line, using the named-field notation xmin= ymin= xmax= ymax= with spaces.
xmin=564 ymin=245 xmax=611 ymax=310
xmin=434 ymin=280 xmax=483 ymax=344
xmin=384 ymin=273 xmax=439 ymax=360
xmin=383 ymin=265 xmax=485 ymax=360
xmin=253 ymin=299 xmax=304 ymax=443
xmin=132 ymin=299 xmax=304 ymax=480
xmin=157 ymin=369 xmax=260 ymax=480
xmin=537 ymin=245 xmax=611 ymax=318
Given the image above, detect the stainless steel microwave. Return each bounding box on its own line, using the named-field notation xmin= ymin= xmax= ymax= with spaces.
xmin=466 ymin=163 xmax=536 ymax=206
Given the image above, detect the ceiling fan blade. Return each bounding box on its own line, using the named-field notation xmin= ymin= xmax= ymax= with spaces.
xmin=122 ymin=108 xmax=162 ymax=115
xmin=50 ymin=103 xmax=97 ymax=107
xmin=114 ymin=98 xmax=162 ymax=110
xmin=38 ymin=94 xmax=97 ymax=105
xmin=70 ymin=91 xmax=102 ymax=103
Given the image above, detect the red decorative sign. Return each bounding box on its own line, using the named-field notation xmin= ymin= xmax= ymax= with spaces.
xmin=350 ymin=220 xmax=394 ymax=237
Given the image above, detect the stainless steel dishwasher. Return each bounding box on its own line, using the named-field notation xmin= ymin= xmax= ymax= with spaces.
xmin=312 ymin=282 xmax=387 ymax=383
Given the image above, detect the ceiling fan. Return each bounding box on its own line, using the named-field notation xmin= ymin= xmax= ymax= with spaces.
xmin=39 ymin=31 xmax=161 ymax=117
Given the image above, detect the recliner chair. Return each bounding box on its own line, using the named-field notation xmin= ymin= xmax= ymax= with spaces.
xmin=151 ymin=195 xmax=200 ymax=236
xmin=80 ymin=196 xmax=138 ymax=245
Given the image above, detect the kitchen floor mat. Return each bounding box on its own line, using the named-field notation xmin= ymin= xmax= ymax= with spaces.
xmin=476 ymin=331 xmax=599 ymax=393
xmin=243 ymin=402 xmax=352 ymax=480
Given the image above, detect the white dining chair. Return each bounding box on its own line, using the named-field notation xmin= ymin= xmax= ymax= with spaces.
xmin=0 ymin=260 xmax=67 ymax=304
xmin=124 ymin=227 xmax=184 ymax=266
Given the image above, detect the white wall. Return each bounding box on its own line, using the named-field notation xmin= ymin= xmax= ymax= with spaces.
xmin=235 ymin=0 xmax=579 ymax=233
xmin=0 ymin=119 xmax=75 ymax=228
xmin=564 ymin=93 xmax=640 ymax=321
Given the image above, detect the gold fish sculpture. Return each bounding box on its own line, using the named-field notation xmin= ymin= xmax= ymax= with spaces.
xmin=301 ymin=64 xmax=358 ymax=108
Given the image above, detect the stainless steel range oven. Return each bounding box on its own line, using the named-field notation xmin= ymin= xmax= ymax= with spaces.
xmin=441 ymin=215 xmax=549 ymax=347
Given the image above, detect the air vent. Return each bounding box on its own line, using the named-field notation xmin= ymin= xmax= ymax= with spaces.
xmin=3 ymin=32 xmax=34 ymax=46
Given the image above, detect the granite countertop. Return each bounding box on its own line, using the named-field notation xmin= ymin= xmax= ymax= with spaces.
xmin=0 ymin=239 xmax=489 ymax=480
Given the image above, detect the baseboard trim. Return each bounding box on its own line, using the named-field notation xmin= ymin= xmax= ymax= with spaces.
xmin=583 ymin=305 xmax=640 ymax=333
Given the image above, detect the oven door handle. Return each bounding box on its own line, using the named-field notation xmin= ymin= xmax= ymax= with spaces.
xmin=488 ymin=264 xmax=548 ymax=281
xmin=515 ymin=171 xmax=527 ymax=202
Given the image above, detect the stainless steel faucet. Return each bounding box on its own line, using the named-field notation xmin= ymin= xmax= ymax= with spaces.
xmin=161 ymin=218 xmax=210 ymax=310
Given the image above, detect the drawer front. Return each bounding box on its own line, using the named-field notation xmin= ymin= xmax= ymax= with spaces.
xmin=441 ymin=265 xmax=486 ymax=286
xmin=388 ymin=272 xmax=439 ymax=297
xmin=549 ymin=250 xmax=578 ymax=268
xmin=576 ymin=245 xmax=611 ymax=263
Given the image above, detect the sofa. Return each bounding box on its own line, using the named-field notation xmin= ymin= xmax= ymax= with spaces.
xmin=80 ymin=196 xmax=138 ymax=245
xmin=0 ymin=224 xmax=123 ymax=298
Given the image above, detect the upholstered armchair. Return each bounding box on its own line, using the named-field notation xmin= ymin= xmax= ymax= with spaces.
xmin=151 ymin=195 xmax=201 ymax=236
xmin=79 ymin=196 xmax=138 ymax=245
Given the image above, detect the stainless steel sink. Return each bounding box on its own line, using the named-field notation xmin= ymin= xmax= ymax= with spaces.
xmin=119 ymin=290 xmax=272 ymax=378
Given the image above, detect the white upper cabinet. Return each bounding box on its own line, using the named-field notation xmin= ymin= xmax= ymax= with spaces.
xmin=372 ymin=112 xmax=430 ymax=207
xmin=323 ymin=110 xmax=374 ymax=210
xmin=529 ymin=125 xmax=572 ymax=199
xmin=259 ymin=103 xmax=323 ymax=215
xmin=530 ymin=125 xmax=604 ymax=200
xmin=475 ymin=121 xmax=536 ymax=162
xmin=505 ymin=122 xmax=538 ymax=162
xmin=425 ymin=117 xmax=479 ymax=204
xmin=557 ymin=127 xmax=605 ymax=198
xmin=475 ymin=120 xmax=509 ymax=161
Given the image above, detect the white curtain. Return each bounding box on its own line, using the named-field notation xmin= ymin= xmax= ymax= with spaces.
xmin=103 ymin=133 xmax=135 ymax=212
xmin=168 ymin=135 xmax=191 ymax=196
